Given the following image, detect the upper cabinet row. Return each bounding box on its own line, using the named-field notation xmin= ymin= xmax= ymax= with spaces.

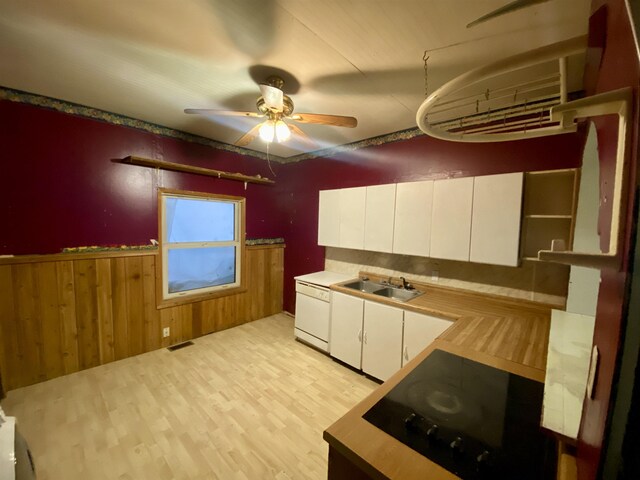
xmin=318 ymin=172 xmax=524 ymax=267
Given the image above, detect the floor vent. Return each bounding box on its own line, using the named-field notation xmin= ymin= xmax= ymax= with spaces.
xmin=167 ymin=341 xmax=194 ymax=352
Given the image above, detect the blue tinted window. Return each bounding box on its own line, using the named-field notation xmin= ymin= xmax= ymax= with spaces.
xmin=168 ymin=247 xmax=236 ymax=293
xmin=165 ymin=197 xmax=235 ymax=243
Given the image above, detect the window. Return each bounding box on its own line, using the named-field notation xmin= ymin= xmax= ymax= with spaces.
xmin=159 ymin=189 xmax=245 ymax=304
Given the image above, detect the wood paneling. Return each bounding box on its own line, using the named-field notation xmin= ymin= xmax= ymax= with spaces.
xmin=0 ymin=245 xmax=284 ymax=392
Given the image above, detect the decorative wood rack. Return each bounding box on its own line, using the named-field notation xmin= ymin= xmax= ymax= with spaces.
xmin=416 ymin=36 xmax=587 ymax=143
xmin=119 ymin=156 xmax=274 ymax=185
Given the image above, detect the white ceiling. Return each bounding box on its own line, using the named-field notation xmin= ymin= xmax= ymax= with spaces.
xmin=0 ymin=0 xmax=590 ymax=158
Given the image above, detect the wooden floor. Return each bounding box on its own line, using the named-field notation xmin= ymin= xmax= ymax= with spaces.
xmin=1 ymin=314 xmax=377 ymax=480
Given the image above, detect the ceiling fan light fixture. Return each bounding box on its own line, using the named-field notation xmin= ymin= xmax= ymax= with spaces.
xmin=275 ymin=120 xmax=291 ymax=142
xmin=258 ymin=120 xmax=275 ymax=142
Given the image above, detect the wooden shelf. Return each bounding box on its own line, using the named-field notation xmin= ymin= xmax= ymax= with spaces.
xmin=118 ymin=156 xmax=275 ymax=185
xmin=525 ymin=214 xmax=573 ymax=219
xmin=520 ymin=168 xmax=579 ymax=261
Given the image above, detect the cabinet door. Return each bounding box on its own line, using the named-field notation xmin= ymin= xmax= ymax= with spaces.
xmin=364 ymin=184 xmax=396 ymax=253
xmin=470 ymin=172 xmax=523 ymax=266
xmin=393 ymin=180 xmax=434 ymax=257
xmin=430 ymin=177 xmax=474 ymax=261
xmin=318 ymin=189 xmax=341 ymax=247
xmin=362 ymin=301 xmax=404 ymax=381
xmin=402 ymin=311 xmax=453 ymax=367
xmin=329 ymin=292 xmax=364 ymax=369
xmin=339 ymin=187 xmax=366 ymax=249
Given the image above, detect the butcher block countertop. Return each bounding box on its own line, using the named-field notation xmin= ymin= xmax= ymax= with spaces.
xmin=324 ymin=273 xmax=554 ymax=479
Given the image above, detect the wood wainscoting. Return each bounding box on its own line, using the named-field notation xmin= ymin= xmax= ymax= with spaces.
xmin=0 ymin=244 xmax=284 ymax=393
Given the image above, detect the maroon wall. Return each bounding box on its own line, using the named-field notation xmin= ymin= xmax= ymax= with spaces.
xmin=0 ymin=100 xmax=287 ymax=255
xmin=278 ymin=133 xmax=584 ymax=313
xmin=577 ymin=0 xmax=640 ymax=477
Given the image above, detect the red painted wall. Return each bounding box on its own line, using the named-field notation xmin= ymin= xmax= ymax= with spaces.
xmin=278 ymin=133 xmax=584 ymax=313
xmin=577 ymin=0 xmax=640 ymax=477
xmin=0 ymin=100 xmax=287 ymax=255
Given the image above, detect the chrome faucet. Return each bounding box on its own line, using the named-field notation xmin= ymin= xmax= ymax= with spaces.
xmin=400 ymin=277 xmax=414 ymax=290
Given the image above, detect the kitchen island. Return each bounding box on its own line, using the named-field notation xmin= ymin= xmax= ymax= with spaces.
xmin=324 ymin=277 xmax=553 ymax=479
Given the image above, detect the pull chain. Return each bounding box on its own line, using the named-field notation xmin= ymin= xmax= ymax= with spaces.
xmin=423 ymin=52 xmax=430 ymax=98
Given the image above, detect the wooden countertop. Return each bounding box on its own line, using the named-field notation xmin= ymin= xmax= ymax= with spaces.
xmin=324 ymin=274 xmax=552 ymax=479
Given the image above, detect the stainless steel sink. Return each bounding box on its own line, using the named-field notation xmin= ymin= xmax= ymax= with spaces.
xmin=372 ymin=287 xmax=423 ymax=302
xmin=342 ymin=280 xmax=384 ymax=293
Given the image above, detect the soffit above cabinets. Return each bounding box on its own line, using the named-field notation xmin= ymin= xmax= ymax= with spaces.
xmin=0 ymin=0 xmax=589 ymax=159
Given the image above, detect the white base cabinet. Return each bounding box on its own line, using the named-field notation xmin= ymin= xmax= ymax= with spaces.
xmin=329 ymin=292 xmax=364 ymax=369
xmin=402 ymin=311 xmax=453 ymax=367
xmin=330 ymin=292 xmax=454 ymax=381
xmin=362 ymin=301 xmax=404 ymax=381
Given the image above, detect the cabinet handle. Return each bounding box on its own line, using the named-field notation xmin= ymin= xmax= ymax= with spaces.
xmin=364 ymin=331 xmax=368 ymax=344
xmin=358 ymin=329 xmax=362 ymax=342
xmin=404 ymin=345 xmax=409 ymax=361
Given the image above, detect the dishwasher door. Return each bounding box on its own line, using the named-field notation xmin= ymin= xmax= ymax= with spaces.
xmin=294 ymin=281 xmax=331 ymax=351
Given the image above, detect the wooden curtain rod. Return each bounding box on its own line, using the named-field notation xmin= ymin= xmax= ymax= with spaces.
xmin=118 ymin=156 xmax=274 ymax=185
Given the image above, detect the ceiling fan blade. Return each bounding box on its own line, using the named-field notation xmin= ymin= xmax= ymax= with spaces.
xmin=259 ymin=84 xmax=284 ymax=111
xmin=290 ymin=113 xmax=358 ymax=128
xmin=288 ymin=123 xmax=317 ymax=147
xmin=235 ymin=122 xmax=263 ymax=147
xmin=184 ymin=108 xmax=263 ymax=118
xmin=466 ymin=0 xmax=550 ymax=28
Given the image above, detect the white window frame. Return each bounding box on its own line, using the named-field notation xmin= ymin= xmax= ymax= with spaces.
xmin=158 ymin=189 xmax=245 ymax=304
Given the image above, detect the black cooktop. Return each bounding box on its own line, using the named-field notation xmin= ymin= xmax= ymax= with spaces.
xmin=362 ymin=349 xmax=555 ymax=479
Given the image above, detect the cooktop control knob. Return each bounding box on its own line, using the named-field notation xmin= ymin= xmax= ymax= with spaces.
xmin=476 ymin=450 xmax=491 ymax=469
xmin=404 ymin=413 xmax=418 ymax=430
xmin=426 ymin=424 xmax=439 ymax=440
xmin=450 ymin=436 xmax=464 ymax=454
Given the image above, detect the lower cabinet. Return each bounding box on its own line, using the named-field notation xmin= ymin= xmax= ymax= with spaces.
xmin=330 ymin=292 xmax=364 ymax=369
xmin=330 ymin=293 xmax=454 ymax=381
xmin=362 ymin=301 xmax=404 ymax=381
xmin=402 ymin=311 xmax=454 ymax=367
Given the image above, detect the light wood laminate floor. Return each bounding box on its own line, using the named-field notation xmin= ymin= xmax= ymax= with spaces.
xmin=2 ymin=314 xmax=377 ymax=480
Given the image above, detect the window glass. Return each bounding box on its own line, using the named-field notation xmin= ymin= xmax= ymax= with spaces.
xmin=165 ymin=197 xmax=235 ymax=243
xmin=167 ymin=247 xmax=236 ymax=293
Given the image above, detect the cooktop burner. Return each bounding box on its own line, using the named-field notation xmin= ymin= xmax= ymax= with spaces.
xmin=362 ymin=349 xmax=555 ymax=479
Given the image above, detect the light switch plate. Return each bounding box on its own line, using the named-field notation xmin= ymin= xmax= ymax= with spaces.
xmin=163 ymin=327 xmax=170 ymax=338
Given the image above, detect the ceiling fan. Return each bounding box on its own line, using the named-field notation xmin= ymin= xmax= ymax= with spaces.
xmin=467 ymin=0 xmax=551 ymax=28
xmin=185 ymin=76 xmax=358 ymax=147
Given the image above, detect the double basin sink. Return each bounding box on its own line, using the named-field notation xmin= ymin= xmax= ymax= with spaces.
xmin=342 ymin=279 xmax=424 ymax=303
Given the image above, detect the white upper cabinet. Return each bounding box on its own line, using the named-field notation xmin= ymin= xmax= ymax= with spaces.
xmin=430 ymin=177 xmax=474 ymax=261
xmin=393 ymin=180 xmax=434 ymax=257
xmin=339 ymin=187 xmax=367 ymax=249
xmin=364 ymin=184 xmax=396 ymax=253
xmin=361 ymin=301 xmax=404 ymax=381
xmin=470 ymin=172 xmax=524 ymax=266
xmin=318 ymin=189 xmax=341 ymax=247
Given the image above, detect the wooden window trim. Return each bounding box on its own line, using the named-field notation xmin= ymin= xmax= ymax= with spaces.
xmin=156 ymin=188 xmax=247 ymax=309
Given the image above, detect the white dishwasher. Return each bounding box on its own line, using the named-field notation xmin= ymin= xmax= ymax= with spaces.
xmin=294 ymin=271 xmax=353 ymax=352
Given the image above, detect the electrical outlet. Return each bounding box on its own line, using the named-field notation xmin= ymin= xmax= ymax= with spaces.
xmin=431 ymin=270 xmax=439 ymax=282
xmin=163 ymin=327 xmax=170 ymax=338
